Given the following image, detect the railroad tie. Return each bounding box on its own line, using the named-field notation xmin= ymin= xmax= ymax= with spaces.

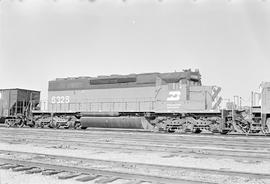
xmin=25 ymin=168 xmax=43 ymax=174
xmin=12 ymin=166 xmax=35 ymax=172
xmin=0 ymin=163 xmax=9 ymax=166
xmin=58 ymin=172 xmax=82 ymax=180
xmin=94 ymin=176 xmax=120 ymax=184
xmin=42 ymin=169 xmax=63 ymax=176
xmin=0 ymin=164 xmax=20 ymax=169
xmin=123 ymin=180 xmax=147 ymax=184
xmin=75 ymin=174 xmax=100 ymax=182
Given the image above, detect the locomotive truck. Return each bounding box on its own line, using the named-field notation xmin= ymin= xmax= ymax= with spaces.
xmin=1 ymin=69 xmax=270 ymax=134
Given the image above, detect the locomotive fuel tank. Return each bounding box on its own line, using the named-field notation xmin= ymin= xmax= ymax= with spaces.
xmin=80 ymin=116 xmax=154 ymax=130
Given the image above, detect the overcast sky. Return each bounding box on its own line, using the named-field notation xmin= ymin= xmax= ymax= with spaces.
xmin=0 ymin=0 xmax=269 ymax=105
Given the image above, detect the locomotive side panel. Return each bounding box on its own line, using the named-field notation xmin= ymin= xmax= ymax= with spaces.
xmin=48 ymin=86 xmax=157 ymax=112
xmin=48 ymin=84 xmax=220 ymax=113
xmin=155 ymin=85 xmax=220 ymax=112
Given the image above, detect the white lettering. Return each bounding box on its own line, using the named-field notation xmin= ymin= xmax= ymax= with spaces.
xmin=56 ymin=96 xmax=61 ymax=104
xmin=51 ymin=96 xmax=70 ymax=104
xmin=65 ymin=96 xmax=70 ymax=103
xmin=51 ymin=96 xmax=56 ymax=103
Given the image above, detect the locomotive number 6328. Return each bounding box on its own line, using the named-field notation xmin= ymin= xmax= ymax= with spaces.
xmin=51 ymin=96 xmax=70 ymax=104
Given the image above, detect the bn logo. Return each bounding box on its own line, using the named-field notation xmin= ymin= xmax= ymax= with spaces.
xmin=167 ymin=91 xmax=181 ymax=101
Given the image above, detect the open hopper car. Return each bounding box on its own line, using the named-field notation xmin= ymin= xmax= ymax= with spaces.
xmin=0 ymin=88 xmax=40 ymax=127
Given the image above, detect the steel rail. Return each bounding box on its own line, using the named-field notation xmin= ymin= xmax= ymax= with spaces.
xmin=2 ymin=127 xmax=270 ymax=149
xmin=1 ymin=130 xmax=270 ymax=149
xmin=1 ymin=127 xmax=270 ymax=145
xmin=1 ymin=134 xmax=270 ymax=162
xmin=1 ymin=135 xmax=270 ymax=157
xmin=0 ymin=157 xmax=215 ymax=184
xmin=0 ymin=150 xmax=270 ymax=180
xmin=1 ymin=127 xmax=270 ymax=141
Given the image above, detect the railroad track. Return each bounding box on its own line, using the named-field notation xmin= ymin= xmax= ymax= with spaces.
xmin=1 ymin=150 xmax=270 ymax=184
xmin=1 ymin=128 xmax=270 ymax=183
xmin=2 ymin=128 xmax=270 ymax=150
xmin=2 ymin=127 xmax=270 ymax=145
xmin=1 ymin=133 xmax=269 ymax=152
xmin=1 ymin=129 xmax=270 ymax=160
xmin=1 ymin=136 xmax=270 ymax=162
xmin=0 ymin=158 xmax=207 ymax=184
xmin=3 ymin=131 xmax=270 ymax=148
xmin=2 ymin=126 xmax=270 ymax=139
xmin=1 ymin=125 xmax=270 ymax=137
xmin=1 ymin=128 xmax=270 ymax=162
xmin=0 ymin=151 xmax=216 ymax=184
xmin=2 ymin=126 xmax=270 ymax=141
xmin=1 ymin=133 xmax=270 ymax=149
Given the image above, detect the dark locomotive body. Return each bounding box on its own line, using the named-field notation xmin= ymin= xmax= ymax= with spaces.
xmin=47 ymin=69 xmax=221 ymax=113
xmin=40 ymin=69 xmax=223 ymax=132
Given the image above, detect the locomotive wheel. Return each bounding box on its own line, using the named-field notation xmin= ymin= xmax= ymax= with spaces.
xmin=40 ymin=122 xmax=44 ymax=128
xmin=18 ymin=121 xmax=25 ymax=128
xmin=28 ymin=123 xmax=34 ymax=128
xmin=74 ymin=122 xmax=81 ymax=129
xmin=18 ymin=123 xmax=24 ymax=128
xmin=27 ymin=120 xmax=35 ymax=128
xmin=4 ymin=120 xmax=11 ymax=128
xmin=34 ymin=122 xmax=39 ymax=128
xmin=53 ymin=122 xmax=60 ymax=129
xmin=220 ymin=128 xmax=230 ymax=134
xmin=64 ymin=121 xmax=72 ymax=129
xmin=48 ymin=123 xmax=53 ymax=128
xmin=167 ymin=128 xmax=175 ymax=133
xmin=194 ymin=128 xmax=202 ymax=134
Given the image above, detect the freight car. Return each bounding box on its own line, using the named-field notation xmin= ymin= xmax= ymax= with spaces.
xmin=0 ymin=88 xmax=40 ymax=127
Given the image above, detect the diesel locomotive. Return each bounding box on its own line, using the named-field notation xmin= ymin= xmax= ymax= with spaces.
xmin=44 ymin=69 xmax=223 ymax=133
xmin=1 ymin=69 xmax=270 ymax=134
